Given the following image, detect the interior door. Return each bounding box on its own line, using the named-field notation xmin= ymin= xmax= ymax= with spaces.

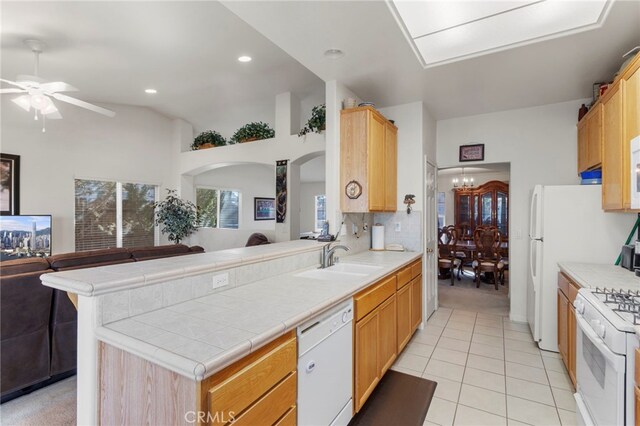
xmin=424 ymin=160 xmax=437 ymax=319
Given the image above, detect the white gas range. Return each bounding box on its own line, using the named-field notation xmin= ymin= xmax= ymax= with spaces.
xmin=574 ymin=286 xmax=640 ymax=426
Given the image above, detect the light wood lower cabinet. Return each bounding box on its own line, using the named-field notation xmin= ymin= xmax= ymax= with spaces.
xmin=354 ymin=259 xmax=423 ymax=413
xmin=99 ymin=331 xmax=297 ymax=426
xmin=378 ymin=294 xmax=398 ymax=375
xmin=557 ymin=272 xmax=577 ymax=388
xmin=396 ymin=282 xmax=412 ymax=352
xmin=355 ymin=306 xmax=381 ymax=411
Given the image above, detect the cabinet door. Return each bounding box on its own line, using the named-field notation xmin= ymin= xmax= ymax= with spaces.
xmin=411 ymin=276 xmax=423 ymax=331
xmin=367 ymin=113 xmax=386 ymax=211
xmin=378 ymin=295 xmax=397 ymax=376
xmin=603 ymin=84 xmax=624 ymax=210
xmin=577 ymin=120 xmax=588 ymax=174
xmin=355 ymin=311 xmax=379 ymax=412
xmin=625 ymin=67 xmax=640 ymax=210
xmin=497 ymin=191 xmax=508 ymax=236
xmin=396 ymin=283 xmax=412 ymax=352
xmin=586 ymin=104 xmax=603 ymax=170
xmin=479 ymin=191 xmax=494 ymax=227
xmin=557 ymin=289 xmax=569 ymax=369
xmin=384 ymin=123 xmax=397 ymax=212
xmin=568 ymin=305 xmax=577 ymax=388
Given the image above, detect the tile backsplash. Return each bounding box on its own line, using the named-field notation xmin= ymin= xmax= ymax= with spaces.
xmin=373 ymin=211 xmax=422 ymax=252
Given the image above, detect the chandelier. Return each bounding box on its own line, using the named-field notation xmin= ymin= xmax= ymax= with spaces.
xmin=452 ymin=168 xmax=474 ymax=190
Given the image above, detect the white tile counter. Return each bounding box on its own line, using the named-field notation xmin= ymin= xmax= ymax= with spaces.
xmin=96 ymin=250 xmax=421 ymax=381
xmin=558 ymin=262 xmax=640 ymax=291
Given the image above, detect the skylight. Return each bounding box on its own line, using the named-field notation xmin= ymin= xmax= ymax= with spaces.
xmin=388 ymin=0 xmax=613 ymax=68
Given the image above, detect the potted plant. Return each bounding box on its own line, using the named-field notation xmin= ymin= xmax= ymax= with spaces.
xmin=231 ymin=121 xmax=275 ymax=143
xmin=191 ymin=130 xmax=228 ymax=150
xmin=298 ymin=104 xmax=326 ymax=137
xmin=153 ymin=189 xmax=199 ymax=244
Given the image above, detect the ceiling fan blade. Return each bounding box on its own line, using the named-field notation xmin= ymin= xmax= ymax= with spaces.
xmin=11 ymin=95 xmax=31 ymax=111
xmin=40 ymin=81 xmax=78 ymax=93
xmin=0 ymin=88 xmax=26 ymax=94
xmin=51 ymin=93 xmax=116 ymax=117
xmin=16 ymin=74 xmax=45 ymax=85
xmin=0 ymin=78 xmax=28 ymax=89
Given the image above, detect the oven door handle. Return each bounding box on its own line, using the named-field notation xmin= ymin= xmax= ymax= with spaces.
xmin=575 ymin=314 xmax=626 ymax=373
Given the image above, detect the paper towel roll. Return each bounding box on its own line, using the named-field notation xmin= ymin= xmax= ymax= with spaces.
xmin=372 ymin=225 xmax=385 ymax=251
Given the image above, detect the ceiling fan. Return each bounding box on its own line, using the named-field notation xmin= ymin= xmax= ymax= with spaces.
xmin=1 ymin=39 xmax=115 ymax=132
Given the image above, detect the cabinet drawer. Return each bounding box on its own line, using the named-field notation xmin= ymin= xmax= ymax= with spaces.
xmin=355 ymin=275 xmax=396 ymax=321
xmin=396 ymin=266 xmax=412 ymax=290
xmin=231 ymin=372 xmax=297 ymax=426
xmin=568 ymin=281 xmax=580 ymax=304
xmin=558 ymin=272 xmax=571 ymax=297
xmin=208 ymin=338 xmax=296 ymax=420
xmin=411 ymin=260 xmax=422 ymax=279
xmin=275 ymin=406 xmax=297 ymax=426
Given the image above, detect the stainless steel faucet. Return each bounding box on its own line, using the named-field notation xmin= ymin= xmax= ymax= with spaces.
xmin=321 ymin=243 xmax=350 ymax=268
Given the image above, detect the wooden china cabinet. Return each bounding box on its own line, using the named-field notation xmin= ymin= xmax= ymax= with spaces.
xmin=453 ymin=180 xmax=509 ymax=237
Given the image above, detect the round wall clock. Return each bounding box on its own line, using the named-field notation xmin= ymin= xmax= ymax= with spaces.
xmin=345 ymin=180 xmax=362 ymax=199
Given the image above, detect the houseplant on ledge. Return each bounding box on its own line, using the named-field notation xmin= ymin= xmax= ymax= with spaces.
xmin=298 ymin=104 xmax=326 ymax=137
xmin=153 ymin=189 xmax=199 ymax=244
xmin=191 ymin=130 xmax=228 ymax=150
xmin=231 ymin=121 xmax=275 ymax=143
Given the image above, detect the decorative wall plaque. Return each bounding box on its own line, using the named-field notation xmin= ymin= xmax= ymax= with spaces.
xmin=345 ymin=180 xmax=362 ymax=199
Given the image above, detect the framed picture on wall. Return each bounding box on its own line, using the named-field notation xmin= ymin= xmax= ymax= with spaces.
xmin=0 ymin=153 xmax=20 ymax=215
xmin=459 ymin=144 xmax=485 ymax=162
xmin=254 ymin=197 xmax=275 ymax=220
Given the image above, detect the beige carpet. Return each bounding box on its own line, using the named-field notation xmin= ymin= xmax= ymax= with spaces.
xmin=0 ymin=377 xmax=76 ymax=426
xmin=438 ymin=271 xmax=510 ymax=317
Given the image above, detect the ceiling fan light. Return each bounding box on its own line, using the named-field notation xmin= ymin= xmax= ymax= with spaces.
xmin=41 ymin=101 xmax=58 ymax=115
xmin=11 ymin=95 xmax=31 ymax=111
xmin=30 ymin=93 xmax=52 ymax=111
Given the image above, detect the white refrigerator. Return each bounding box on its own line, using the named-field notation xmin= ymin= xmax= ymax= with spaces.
xmin=527 ymin=184 xmax=636 ymax=352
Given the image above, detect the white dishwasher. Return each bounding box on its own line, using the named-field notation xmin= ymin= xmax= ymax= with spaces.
xmin=297 ymin=300 xmax=353 ymax=426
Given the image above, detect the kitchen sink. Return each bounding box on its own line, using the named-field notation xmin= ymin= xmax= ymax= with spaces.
xmin=294 ymin=269 xmax=367 ymax=281
xmin=327 ymin=263 xmax=383 ymax=275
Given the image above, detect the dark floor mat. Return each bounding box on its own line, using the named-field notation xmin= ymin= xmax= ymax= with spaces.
xmin=348 ymin=370 xmax=437 ymax=426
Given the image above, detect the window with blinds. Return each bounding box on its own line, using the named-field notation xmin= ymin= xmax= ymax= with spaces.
xmin=314 ymin=195 xmax=326 ymax=231
xmin=196 ymin=187 xmax=240 ymax=229
xmin=75 ymin=179 xmax=157 ymax=251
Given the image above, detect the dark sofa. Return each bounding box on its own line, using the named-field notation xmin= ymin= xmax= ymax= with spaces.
xmin=0 ymin=244 xmax=204 ymax=402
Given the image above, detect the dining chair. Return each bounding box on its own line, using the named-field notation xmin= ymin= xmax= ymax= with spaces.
xmin=447 ymin=225 xmax=470 ymax=281
xmin=471 ymin=228 xmax=505 ymax=290
xmin=438 ymin=227 xmax=461 ymax=286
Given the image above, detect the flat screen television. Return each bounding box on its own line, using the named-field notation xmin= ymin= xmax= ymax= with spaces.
xmin=0 ymin=215 xmax=52 ymax=261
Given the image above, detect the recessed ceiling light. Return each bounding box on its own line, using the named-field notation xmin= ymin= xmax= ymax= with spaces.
xmin=145 ymin=89 xmax=157 ymax=94
xmin=238 ymin=56 xmax=252 ymax=62
xmin=324 ymin=49 xmax=345 ymax=59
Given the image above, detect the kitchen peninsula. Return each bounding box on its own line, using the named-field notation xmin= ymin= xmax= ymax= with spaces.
xmin=41 ymin=240 xmax=422 ymax=425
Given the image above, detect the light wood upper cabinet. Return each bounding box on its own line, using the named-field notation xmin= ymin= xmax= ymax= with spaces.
xmin=602 ymin=83 xmax=624 ymax=210
xmin=577 ymin=104 xmax=603 ymax=174
xmin=384 ymin=124 xmax=398 ymax=212
xmin=589 ymin=52 xmax=640 ymax=211
xmin=577 ymin=119 xmax=589 ymax=174
xmin=341 ymin=106 xmax=398 ymax=213
xmin=587 ymin=104 xmax=603 ymax=170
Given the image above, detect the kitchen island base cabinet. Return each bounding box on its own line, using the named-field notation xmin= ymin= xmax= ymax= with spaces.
xmin=99 ymin=331 xmax=297 ymax=426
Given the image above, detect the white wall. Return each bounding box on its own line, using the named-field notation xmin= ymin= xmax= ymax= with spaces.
xmin=437 ymin=99 xmax=585 ymax=322
xmin=378 ymin=102 xmax=425 ymax=209
xmin=300 ymin=182 xmax=325 ymax=233
xmin=193 ymin=163 xmax=275 ymax=231
xmin=437 ymin=170 xmax=510 ymax=226
xmin=0 ymin=98 xmax=178 ymax=254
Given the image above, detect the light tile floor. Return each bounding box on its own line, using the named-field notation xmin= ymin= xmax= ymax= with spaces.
xmin=391 ymin=307 xmax=577 ymax=426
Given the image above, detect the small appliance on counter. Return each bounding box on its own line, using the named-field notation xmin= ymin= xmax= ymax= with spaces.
xmin=620 ymin=244 xmax=635 ymax=270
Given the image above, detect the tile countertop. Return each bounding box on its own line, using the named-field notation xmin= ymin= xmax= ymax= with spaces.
xmin=95 ymin=250 xmax=422 ymax=381
xmin=41 ymin=239 xmax=324 ymax=296
xmin=558 ymin=262 xmax=640 ymax=291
